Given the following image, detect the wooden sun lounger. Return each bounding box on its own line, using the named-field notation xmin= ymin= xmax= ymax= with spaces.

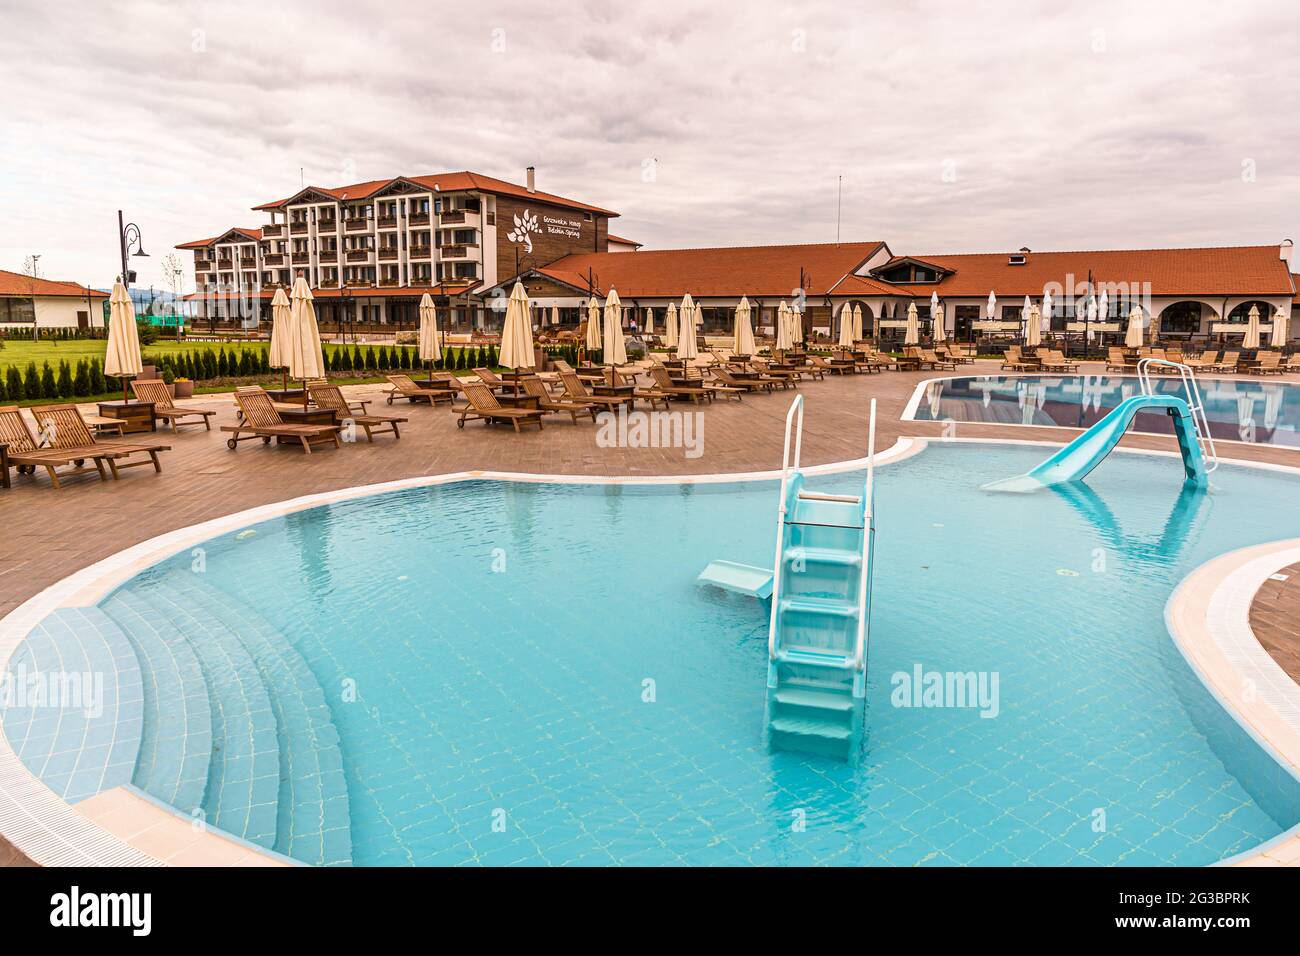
xmin=28 ymin=403 xmax=171 ymax=482
xmin=221 ymin=387 xmax=341 ymax=453
xmin=1246 ymin=351 xmax=1284 ymax=376
xmin=911 ymin=348 xmax=956 ymax=370
xmin=0 ymin=405 xmax=125 ymax=489
xmin=711 ymin=365 xmax=779 ymax=393
xmin=808 ymin=355 xmax=852 ymax=376
xmin=385 ymin=373 xmax=455 ymax=406
xmin=307 ymin=382 xmax=408 ymax=441
xmin=520 ymin=375 xmax=598 ymax=422
xmin=129 ymin=379 xmax=219 ymax=432
xmin=1211 ymin=351 xmax=1240 ymax=373
xmin=647 ymin=366 xmax=710 ymax=404
xmin=559 ymin=371 xmax=632 ymax=412
xmin=458 ymin=382 xmax=544 ymax=432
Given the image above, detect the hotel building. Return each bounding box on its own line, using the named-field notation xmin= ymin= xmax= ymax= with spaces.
xmin=182 ymin=169 xmax=1297 ymax=344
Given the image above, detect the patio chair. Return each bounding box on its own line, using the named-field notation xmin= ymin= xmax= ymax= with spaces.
xmin=1182 ymin=350 xmax=1220 ymax=369
xmin=474 ymin=367 xmax=505 ymax=388
xmin=916 ymin=348 xmax=957 ymax=370
xmin=646 ymin=365 xmax=711 ymax=404
xmin=27 ymin=403 xmax=171 ymax=483
xmin=1105 ymin=347 xmax=1134 ymax=372
xmin=1211 ymin=351 xmax=1240 ymax=373
xmin=307 ymin=381 xmax=408 ymax=441
xmin=1246 ymin=351 xmax=1284 ymax=376
xmin=808 ymin=354 xmax=851 ymax=375
xmin=1001 ymin=346 xmax=1033 ymax=371
xmin=221 ymin=387 xmax=341 ymax=453
xmin=750 ymin=359 xmax=801 ymax=385
xmin=458 ymin=382 xmax=544 ymax=432
xmin=385 ymin=373 xmax=455 ymax=406
xmin=130 ymin=379 xmax=218 ymax=432
xmin=0 ymin=405 xmax=124 ymax=489
xmin=1038 ymin=349 xmax=1078 ymax=372
xmin=711 ymin=365 xmax=779 ymax=393
xmin=558 ymin=370 xmax=633 ymax=412
xmin=519 ymin=375 xmax=599 ymax=423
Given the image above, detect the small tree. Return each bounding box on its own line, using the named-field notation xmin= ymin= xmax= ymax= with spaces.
xmin=56 ymin=360 xmax=73 ymax=398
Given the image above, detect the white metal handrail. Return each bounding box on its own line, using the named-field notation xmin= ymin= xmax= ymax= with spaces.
xmin=852 ymin=399 xmax=877 ymax=671
xmin=768 ymin=395 xmax=805 ymax=659
xmin=1137 ymin=358 xmax=1219 ymax=473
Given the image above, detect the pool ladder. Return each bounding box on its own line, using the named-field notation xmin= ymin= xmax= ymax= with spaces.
xmin=1137 ymin=358 xmax=1218 ymax=474
xmin=763 ymin=396 xmax=876 ymax=765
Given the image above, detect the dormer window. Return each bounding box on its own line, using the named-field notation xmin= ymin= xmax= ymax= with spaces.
xmin=1008 ymin=255 xmax=1027 ymax=266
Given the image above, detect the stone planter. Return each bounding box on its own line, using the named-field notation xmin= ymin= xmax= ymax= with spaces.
xmin=173 ymin=379 xmax=194 ymax=399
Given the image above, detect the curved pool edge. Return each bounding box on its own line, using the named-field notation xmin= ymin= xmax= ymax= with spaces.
xmin=4 ymin=433 xmax=1299 ymax=867
xmin=1165 ymin=540 xmax=1300 ymax=867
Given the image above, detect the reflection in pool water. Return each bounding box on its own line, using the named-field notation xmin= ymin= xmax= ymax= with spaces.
xmin=909 ymin=375 xmax=1300 ymax=447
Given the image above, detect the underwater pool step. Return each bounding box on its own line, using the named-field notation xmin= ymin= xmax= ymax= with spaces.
xmin=772 ymin=686 xmax=855 ymax=711
xmin=1 ymin=608 xmax=144 ymax=804
xmin=782 ymin=546 xmax=862 ymax=568
xmin=102 ymin=592 xmax=213 ymax=814
xmin=769 ymin=715 xmax=853 ymax=740
xmin=123 ymin=586 xmax=281 ymax=851
xmin=778 ymin=596 xmax=858 ymax=618
xmin=172 ymin=579 xmax=352 ymax=867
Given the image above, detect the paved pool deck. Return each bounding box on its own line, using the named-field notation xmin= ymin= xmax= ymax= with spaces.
xmin=3 ymin=358 xmax=1300 ymax=866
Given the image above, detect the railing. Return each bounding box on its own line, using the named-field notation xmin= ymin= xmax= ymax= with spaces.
xmin=261 ymin=224 xmax=284 ymax=238
xmin=378 ymin=247 xmax=398 ymax=260
xmin=345 ymin=249 xmax=371 ymax=262
xmin=852 ymin=399 xmax=877 ymax=670
xmin=1137 ymin=358 xmax=1219 ymax=473
xmin=290 ymin=222 xmax=308 ymax=234
xmin=408 ymin=212 xmax=430 ymax=226
xmin=262 ymin=254 xmax=285 ymax=266
xmin=194 ymin=259 xmax=213 ymax=270
xmin=409 ymin=246 xmax=432 ymax=259
xmin=316 ymin=219 xmax=337 ymax=232
xmin=768 ymin=394 xmax=805 ymax=660
xmin=439 ymin=210 xmax=466 ymax=224
xmin=344 ymin=218 xmax=369 ymax=232
xmin=377 ymin=216 xmax=398 ymax=229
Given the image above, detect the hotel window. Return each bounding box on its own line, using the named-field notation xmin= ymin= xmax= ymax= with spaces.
xmin=1226 ymin=300 xmax=1271 ymax=324
xmin=1160 ymin=301 xmax=1202 ymax=333
xmin=452 ymin=262 xmax=478 ymax=279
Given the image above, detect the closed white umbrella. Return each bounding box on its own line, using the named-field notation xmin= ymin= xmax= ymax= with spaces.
xmin=585 ymin=297 xmax=602 ymax=352
xmin=852 ymin=303 xmax=864 ymax=342
xmin=550 ymin=305 xmax=560 ymax=327
xmin=287 ymin=277 xmax=325 ymax=406
xmin=1040 ymin=290 xmax=1053 ymax=335
xmin=268 ymin=286 xmax=291 ymax=370
xmin=789 ymin=302 xmax=803 ymax=345
xmin=1125 ymin=305 xmax=1144 ymax=348
xmin=734 ymin=296 xmax=756 ymax=356
xmin=1022 ymin=296 xmax=1033 ymax=332
xmin=417 ymin=292 xmax=441 ymax=373
xmin=664 ymin=302 xmax=679 ymax=349
xmin=774 ymin=301 xmax=793 ymax=351
xmin=1025 ymin=304 xmax=1042 ymax=348
xmin=1271 ymin=306 xmax=1290 ymax=349
xmin=837 ymin=304 xmax=855 ymax=348
xmin=643 ymin=307 xmax=654 ymax=336
xmin=930 ymin=291 xmax=940 ymax=320
xmin=104 ymin=280 xmax=143 ymax=402
xmin=603 ymin=288 xmax=627 ymax=367
xmin=677 ymin=294 xmax=698 ymax=360
xmin=1243 ymin=304 xmax=1262 ymax=350
xmin=933 ymin=303 xmax=946 ymax=343
xmin=500 ymin=280 xmax=535 ymax=369
xmin=904 ymin=302 xmax=920 ymax=346
xmin=986 ymin=290 xmax=997 ymax=322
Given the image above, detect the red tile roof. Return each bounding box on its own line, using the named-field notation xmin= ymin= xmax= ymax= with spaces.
xmin=176 ymin=227 xmax=263 ymax=250
xmin=0 ymin=270 xmax=107 ymax=299
xmin=252 ymin=171 xmax=618 ymax=217
xmin=879 ymin=246 xmax=1294 ymax=298
xmin=184 ymin=285 xmax=475 ymax=302
xmin=537 ymin=241 xmax=884 ymax=298
xmin=606 ymin=234 xmax=641 ymax=247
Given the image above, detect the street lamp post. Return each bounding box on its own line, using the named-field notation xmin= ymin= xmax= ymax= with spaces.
xmin=117 ymin=210 xmax=149 ymax=288
xmin=28 ymin=253 xmax=41 ymax=342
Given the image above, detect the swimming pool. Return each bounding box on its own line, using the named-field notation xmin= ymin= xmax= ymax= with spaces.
xmin=5 ymin=442 xmax=1300 ymax=865
xmin=907 ymin=375 xmax=1300 ymax=447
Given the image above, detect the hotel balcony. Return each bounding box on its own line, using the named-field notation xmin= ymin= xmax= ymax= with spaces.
xmin=378 ymin=277 xmax=400 ymax=288
xmin=240 ymin=260 xmax=258 ymax=269
xmin=408 ymin=212 xmax=430 ymax=226
xmin=263 ymin=254 xmax=285 ymax=267
xmin=290 ymin=221 xmax=309 ymax=235
xmin=438 ymin=244 xmax=478 ymax=260
xmin=319 ymin=278 xmax=339 ymax=289
xmin=290 ymin=253 xmax=311 ymax=265
xmin=216 ymin=259 xmax=234 ymax=270
xmin=410 ymin=276 xmax=432 ymax=287
xmin=345 ymin=249 xmax=372 ymax=263
xmin=377 ymin=216 xmax=398 ymax=229
xmin=194 ymin=259 xmax=213 ymax=270
xmin=409 ymin=246 xmax=432 ymax=260
xmin=378 ymin=247 xmax=399 ymax=261
xmin=317 ymin=218 xmax=338 ymax=233
xmin=345 ymin=218 xmax=369 ymax=233
xmin=262 ymin=223 xmax=284 ymax=238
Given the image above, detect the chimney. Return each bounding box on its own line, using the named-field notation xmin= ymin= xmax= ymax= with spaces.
xmin=1282 ymin=238 xmax=1294 ymax=263
xmin=526 ymin=166 xmax=536 ymax=194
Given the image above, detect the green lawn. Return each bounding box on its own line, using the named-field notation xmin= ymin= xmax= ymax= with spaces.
xmin=0 ymin=339 xmax=281 ymax=373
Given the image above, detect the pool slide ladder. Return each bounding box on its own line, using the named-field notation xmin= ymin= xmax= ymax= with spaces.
xmin=984 ymin=359 xmax=1217 ymax=493
xmin=697 ymin=396 xmax=877 ymax=764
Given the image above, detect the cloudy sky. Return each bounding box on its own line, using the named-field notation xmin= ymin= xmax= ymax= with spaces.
xmin=2 ymin=0 xmax=1297 ymax=289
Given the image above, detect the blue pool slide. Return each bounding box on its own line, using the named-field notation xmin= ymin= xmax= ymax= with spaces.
xmin=984 ymin=393 xmax=1210 ymax=493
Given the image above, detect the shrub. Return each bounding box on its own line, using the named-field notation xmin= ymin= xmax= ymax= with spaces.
xmin=40 ymin=362 xmax=56 ymax=398
xmin=24 ymin=362 xmax=40 ymax=400
xmin=4 ymin=366 xmax=20 ymax=401
xmin=73 ymin=360 xmax=90 ymax=397
xmin=56 ymin=360 xmax=73 ymax=398
xmin=136 ymin=320 xmax=159 ymax=346
xmin=89 ymin=359 xmax=106 ymax=395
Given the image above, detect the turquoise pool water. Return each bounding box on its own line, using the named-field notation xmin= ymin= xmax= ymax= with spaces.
xmin=10 ymin=442 xmax=1300 ymax=865
xmin=910 ymin=375 xmax=1300 ymax=447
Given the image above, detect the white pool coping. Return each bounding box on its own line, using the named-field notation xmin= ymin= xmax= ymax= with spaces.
xmin=3 ymin=433 xmax=1299 ymax=867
